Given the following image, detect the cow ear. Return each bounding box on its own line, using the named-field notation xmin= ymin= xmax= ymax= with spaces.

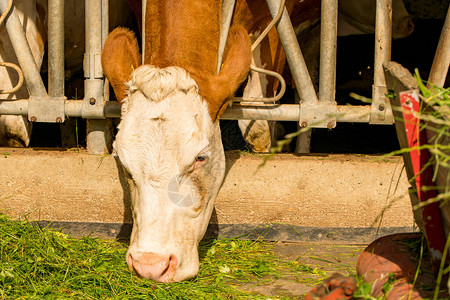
xmin=102 ymin=27 xmax=141 ymax=103
xmin=192 ymin=25 xmax=251 ymax=122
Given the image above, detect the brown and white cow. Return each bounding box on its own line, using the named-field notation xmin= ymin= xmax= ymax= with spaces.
xmin=0 ymin=0 xmax=413 ymax=150
xmin=101 ymin=0 xmax=415 ymax=282
xmin=101 ymin=0 xmax=251 ymax=282
xmin=0 ymin=0 xmax=134 ymax=147
xmin=0 ymin=0 xmax=43 ymax=147
xmin=239 ymin=0 xmax=414 ymax=153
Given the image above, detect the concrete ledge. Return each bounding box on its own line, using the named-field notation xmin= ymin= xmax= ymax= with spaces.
xmin=34 ymin=220 xmax=417 ymax=244
xmin=0 ymin=148 xmax=416 ymax=239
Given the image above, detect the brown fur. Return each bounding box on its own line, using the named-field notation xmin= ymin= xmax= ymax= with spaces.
xmin=186 ymin=25 xmax=251 ymax=121
xmin=35 ymin=1 xmax=47 ymax=58
xmin=143 ymin=0 xmax=251 ymax=121
xmin=103 ymin=0 xmax=252 ymax=121
xmin=102 ymin=0 xmax=322 ymax=117
xmin=101 ymin=27 xmax=141 ymax=103
xmin=232 ymin=0 xmax=320 ymax=96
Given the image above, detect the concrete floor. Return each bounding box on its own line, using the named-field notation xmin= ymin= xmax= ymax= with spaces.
xmin=236 ymin=242 xmax=366 ymax=298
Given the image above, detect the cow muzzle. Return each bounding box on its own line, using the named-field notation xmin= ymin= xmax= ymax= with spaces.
xmin=127 ymin=251 xmax=178 ymax=283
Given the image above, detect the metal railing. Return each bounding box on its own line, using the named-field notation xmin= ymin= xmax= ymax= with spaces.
xmin=0 ymin=0 xmax=399 ymax=154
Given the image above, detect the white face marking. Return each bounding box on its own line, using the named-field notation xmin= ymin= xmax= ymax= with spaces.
xmin=114 ymin=65 xmax=225 ymax=282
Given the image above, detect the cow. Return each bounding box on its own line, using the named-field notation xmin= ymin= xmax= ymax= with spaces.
xmin=0 ymin=0 xmax=43 ymax=147
xmin=0 ymin=0 xmax=414 ymax=282
xmin=238 ymin=0 xmax=414 ymax=153
xmin=0 ymin=0 xmax=414 ymax=150
xmin=0 ymin=0 xmax=135 ymax=147
xmin=101 ymin=0 xmax=414 ymax=282
xmin=101 ymin=0 xmax=251 ymax=282
xmin=338 ymin=0 xmax=414 ymax=38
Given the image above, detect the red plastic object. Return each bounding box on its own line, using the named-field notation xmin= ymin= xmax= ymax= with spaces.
xmin=304 ymin=273 xmax=357 ymax=300
xmin=357 ymin=233 xmax=421 ymax=298
xmin=400 ymin=90 xmax=446 ymax=267
xmin=356 ymin=233 xmax=449 ymax=299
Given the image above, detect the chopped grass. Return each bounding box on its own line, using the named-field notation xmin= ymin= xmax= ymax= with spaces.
xmin=0 ymin=214 xmax=332 ymax=299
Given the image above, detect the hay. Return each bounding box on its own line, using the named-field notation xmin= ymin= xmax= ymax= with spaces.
xmin=0 ymin=213 xmax=330 ymax=299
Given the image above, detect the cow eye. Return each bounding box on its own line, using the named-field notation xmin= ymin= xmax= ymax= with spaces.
xmin=196 ymin=155 xmax=207 ymax=162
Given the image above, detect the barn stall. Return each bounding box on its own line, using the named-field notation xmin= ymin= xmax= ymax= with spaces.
xmin=0 ymin=0 xmax=416 ymax=240
xmin=0 ymin=0 xmax=448 ymax=297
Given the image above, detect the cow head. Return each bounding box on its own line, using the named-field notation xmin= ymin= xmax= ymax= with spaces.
xmin=115 ymin=65 xmax=225 ymax=282
xmin=101 ymin=27 xmax=250 ymax=282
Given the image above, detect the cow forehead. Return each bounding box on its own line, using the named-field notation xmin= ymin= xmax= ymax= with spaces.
xmin=114 ymin=85 xmax=213 ymax=181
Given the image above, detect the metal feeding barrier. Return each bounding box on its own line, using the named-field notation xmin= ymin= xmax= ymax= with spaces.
xmin=0 ymin=0 xmax=397 ymax=154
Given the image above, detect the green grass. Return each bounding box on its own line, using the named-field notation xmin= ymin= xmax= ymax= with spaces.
xmin=0 ymin=213 xmax=333 ymax=299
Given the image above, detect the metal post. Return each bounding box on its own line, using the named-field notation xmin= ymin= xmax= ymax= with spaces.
xmin=319 ymin=0 xmax=338 ymax=105
xmin=370 ymin=0 xmax=394 ymax=124
xmin=295 ymin=0 xmax=339 ymax=152
xmin=0 ymin=0 xmax=47 ymax=98
xmin=102 ymin=0 xmax=109 ymax=101
xmin=142 ymin=0 xmax=146 ymax=64
xmin=265 ymin=0 xmax=337 ymax=133
xmin=48 ymin=0 xmax=65 ymax=99
xmin=265 ymin=0 xmax=317 ymax=105
xmin=84 ymin=0 xmax=112 ymax=154
xmin=427 ymin=5 xmax=450 ymax=88
xmin=40 ymin=0 xmax=66 ymax=124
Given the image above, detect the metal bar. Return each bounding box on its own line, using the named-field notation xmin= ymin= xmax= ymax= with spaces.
xmin=84 ymin=0 xmax=103 ymax=78
xmin=0 ymin=100 xmax=28 ymax=115
xmin=217 ymin=0 xmax=235 ymax=74
xmin=427 ymin=5 xmax=450 ymax=88
xmin=223 ymin=104 xmax=370 ymax=122
xmin=319 ymin=0 xmax=338 ymax=104
xmin=101 ymin=0 xmax=108 ymax=46
xmin=234 ymin=65 xmax=286 ymax=102
xmin=374 ymin=0 xmax=392 ymax=89
xmin=265 ymin=0 xmax=318 ymax=104
xmin=84 ymin=0 xmax=111 ymax=154
xmin=102 ymin=0 xmax=110 ymax=101
xmin=62 ymin=100 xmax=120 ymax=118
xmin=0 ymin=100 xmax=372 ymax=123
xmin=370 ymin=0 xmax=393 ymax=124
xmin=251 ymin=0 xmax=285 ymax=52
xmin=0 ymin=0 xmax=47 ymax=97
xmin=48 ymin=0 xmax=65 ymax=98
xmin=0 ymin=62 xmax=24 ymax=94
xmin=142 ymin=0 xmax=146 ymax=64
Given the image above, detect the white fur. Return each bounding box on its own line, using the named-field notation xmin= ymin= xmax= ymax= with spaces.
xmin=239 ymin=35 xmax=272 ymax=153
xmin=114 ymin=65 xmax=225 ymax=282
xmin=129 ymin=66 xmax=198 ymax=103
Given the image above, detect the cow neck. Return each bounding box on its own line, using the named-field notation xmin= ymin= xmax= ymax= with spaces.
xmin=143 ymin=0 xmax=220 ymax=74
xmin=143 ymin=0 xmax=224 ymax=118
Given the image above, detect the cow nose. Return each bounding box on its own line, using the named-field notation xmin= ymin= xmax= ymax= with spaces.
xmin=127 ymin=252 xmax=178 ymax=282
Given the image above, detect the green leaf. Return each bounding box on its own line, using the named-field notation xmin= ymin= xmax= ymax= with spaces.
xmin=219 ymin=265 xmax=231 ymax=274
xmin=414 ymin=69 xmax=430 ymax=97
